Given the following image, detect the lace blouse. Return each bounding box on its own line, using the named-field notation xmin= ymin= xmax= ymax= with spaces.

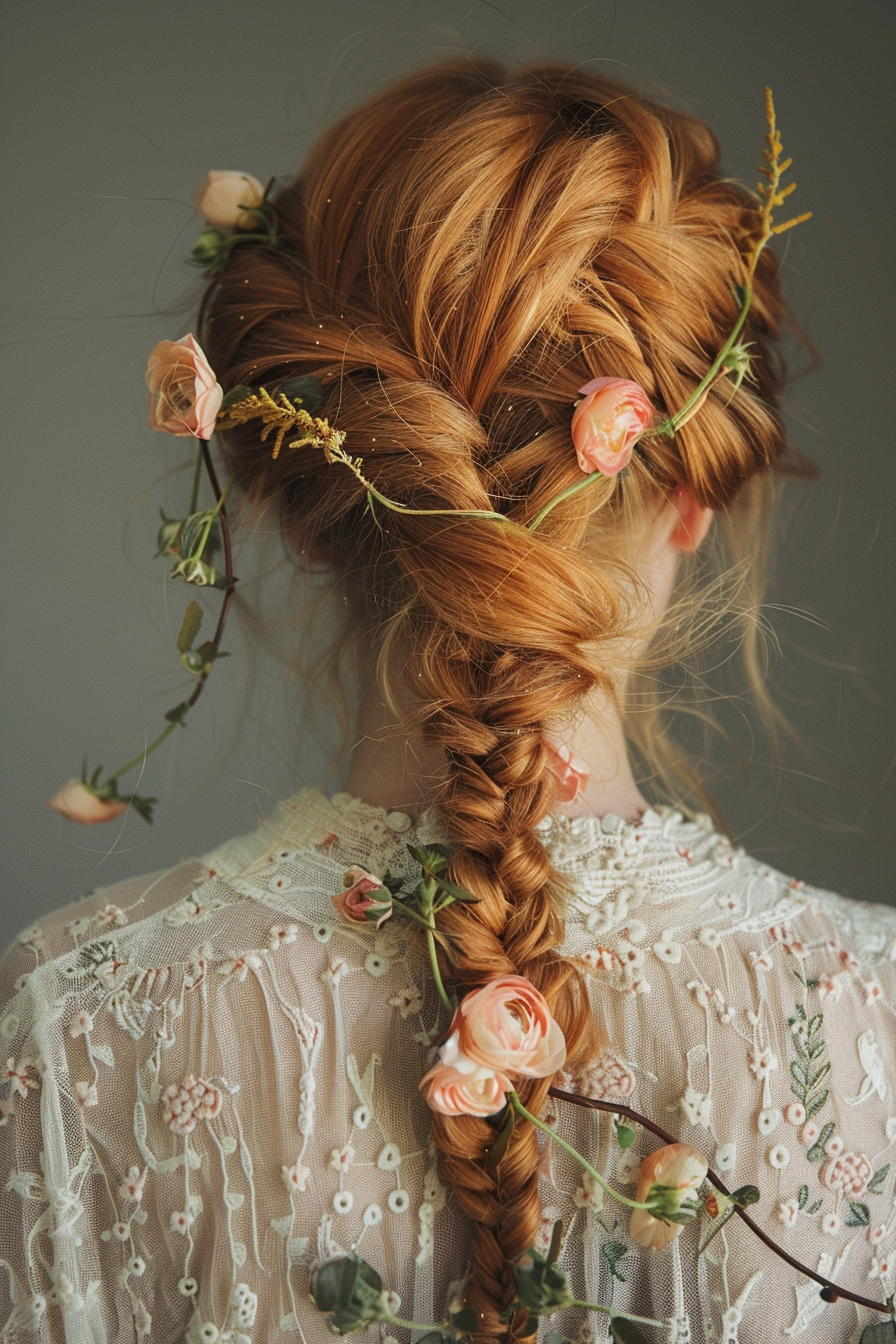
xmin=1 ymin=789 xmax=894 ymax=1343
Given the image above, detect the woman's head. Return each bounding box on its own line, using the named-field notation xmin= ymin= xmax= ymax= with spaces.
xmin=200 ymin=55 xmax=794 ymax=1338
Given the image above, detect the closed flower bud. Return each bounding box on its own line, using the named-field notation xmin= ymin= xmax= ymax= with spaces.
xmin=48 ymin=781 xmax=128 ymax=826
xmin=194 ymin=171 xmax=265 ymax=231
xmin=629 ymin=1142 xmax=708 ymax=1250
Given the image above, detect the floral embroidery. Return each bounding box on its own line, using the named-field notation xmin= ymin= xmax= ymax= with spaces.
xmin=4 ymin=1057 xmax=40 ymax=1101
xmin=819 ymin=1150 xmax=873 ymax=1196
xmin=568 ymin=1048 xmax=637 ymax=1100
xmin=118 ymin=1166 xmax=147 ymax=1202
xmin=388 ymin=986 xmax=423 ymax=1018
xmin=268 ymin=923 xmax=299 ymax=950
xmin=75 ymin=1080 xmax=99 ymax=1107
xmin=161 ymin=1073 xmax=224 ymax=1134
xmin=786 ymin=1003 xmax=830 ymax=1119
xmin=282 ymin=1159 xmax=310 ymax=1193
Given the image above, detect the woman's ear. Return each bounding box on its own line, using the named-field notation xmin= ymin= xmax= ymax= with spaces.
xmin=668 ymin=487 xmax=713 ymax=553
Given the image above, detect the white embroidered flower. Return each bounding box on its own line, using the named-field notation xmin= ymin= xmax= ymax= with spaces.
xmin=55 ymin=1273 xmax=84 ymax=1313
xmin=698 ymin=927 xmax=721 ymax=949
xmin=321 ymin=957 xmax=349 ymax=987
xmin=333 ymin=1190 xmax=354 ymax=1214
xmin=312 ymin=924 xmax=333 ymax=943
xmin=622 ymin=919 xmax=647 ymax=943
xmin=573 ymin=1172 xmax=604 ymax=1211
xmin=377 ymin=1143 xmax=402 ymax=1171
xmin=388 ymin=1189 xmax=410 ymax=1214
xmin=869 ymin=1252 xmax=892 ymax=1281
xmin=330 ymin=1144 xmax=355 ymax=1173
xmin=652 ymin=933 xmax=682 ymax=964
xmin=162 ymin=1074 xmax=223 ymax=1134
xmin=714 ymin=1143 xmax=736 ymax=1172
xmin=862 ymin=978 xmax=883 ymax=1006
xmin=823 ymin=1134 xmax=844 ymax=1159
xmin=784 ymin=1102 xmax=806 ymax=1126
xmin=821 ymin=1212 xmax=842 ymax=1236
xmin=800 ymin=1121 xmax=820 ymax=1146
xmin=268 ymin=923 xmax=299 ymax=950
xmin=178 ymin=1276 xmax=199 ymax=1296
xmin=126 ymin=1255 xmax=146 ymax=1277
xmin=818 ymin=975 xmax=844 ymax=1003
xmin=616 ymin=941 xmax=645 ymax=972
xmin=365 ymin=952 xmax=391 ymax=978
xmin=869 ymin=1225 xmax=886 ymax=1247
xmin=767 ymin=1143 xmax=790 ymax=1169
xmin=5 ymin=1057 xmax=39 ymax=1100
xmin=267 ymin=874 xmax=295 ymax=894
xmin=758 ymin=1107 xmax=781 ymax=1137
xmin=282 ymin=1161 xmax=310 ymax=1194
xmin=111 ymin=1219 xmax=130 ymax=1241
xmin=118 ymin=1166 xmax=146 ymax=1203
xmin=96 ymin=903 xmax=127 ymax=928
xmin=752 ymin=950 xmax=774 ymax=973
xmin=169 ymin=1208 xmax=196 ymax=1235
xmin=64 ymin=916 xmax=93 ymax=939
xmin=388 ymin=987 xmax=423 ymax=1018
xmin=68 ymin=1011 xmax=94 ymax=1039
xmin=747 ymin=1045 xmax=778 ymax=1081
xmin=777 ymin=1197 xmax=800 ymax=1228
xmin=616 ymin=1147 xmax=640 ymax=1185
xmin=363 ymin=1203 xmax=383 ymax=1227
xmin=353 ymin=1104 xmax=372 ymax=1130
xmin=680 ymin=1086 xmax=711 ymax=1128
xmin=74 ymin=1080 xmax=98 ymax=1108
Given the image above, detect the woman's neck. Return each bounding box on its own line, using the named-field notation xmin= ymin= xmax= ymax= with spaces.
xmin=340 ymin=681 xmax=649 ymax=824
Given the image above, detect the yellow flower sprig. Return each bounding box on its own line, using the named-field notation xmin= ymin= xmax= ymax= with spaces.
xmin=744 ymin=87 xmax=813 ymax=277
xmin=216 ymin=386 xmax=346 ymax=461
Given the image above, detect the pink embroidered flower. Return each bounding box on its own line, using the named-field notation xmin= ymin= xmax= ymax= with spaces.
xmin=332 ymin=869 xmax=393 ymax=929
xmin=68 ymin=1011 xmax=94 ymax=1040
xmin=448 ymin=976 xmax=566 ymax=1079
xmin=47 ymin=781 xmax=128 ymax=826
xmin=95 ymin=903 xmax=127 ymax=928
xmin=543 ymin=736 xmax=590 ymax=803
xmin=146 ymin=334 xmax=223 ymax=440
xmin=75 ymin=1080 xmax=98 ymax=1107
xmin=281 ymin=1160 xmax=310 ymax=1193
xmin=629 ymin=1143 xmax=708 ymax=1250
xmin=784 ymin=1102 xmax=806 ymax=1126
xmin=820 ymin=1150 xmax=874 ymax=1198
xmin=118 ymin=1166 xmax=147 ymax=1203
xmin=818 ymin=976 xmax=843 ymax=1003
xmin=570 ymin=377 xmax=654 ymax=476
xmin=5 ymin=1057 xmax=39 ymax=1101
xmin=418 ymin=1059 xmax=514 ymax=1118
xmin=329 ymin=1144 xmax=355 ymax=1173
xmin=388 ymin=987 xmax=423 ymax=1018
xmin=194 ymin=171 xmax=265 ymax=231
xmin=800 ymin=1121 xmax=820 ymax=1146
xmin=161 ymin=1073 xmax=223 ymax=1135
xmin=571 ymin=1048 xmax=637 ymax=1100
xmin=268 ymin=923 xmax=299 ymax=950
xmin=862 ymin=978 xmax=883 ymax=1006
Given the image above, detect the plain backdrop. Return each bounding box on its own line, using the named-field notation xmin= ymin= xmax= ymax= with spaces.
xmin=1 ymin=0 xmax=894 ymax=948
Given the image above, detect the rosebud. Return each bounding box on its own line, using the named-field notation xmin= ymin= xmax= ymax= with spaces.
xmin=48 ymin=781 xmax=128 ymax=826
xmin=194 ymin=171 xmax=265 ymax=231
xmin=628 ymin=1143 xmax=708 ymax=1250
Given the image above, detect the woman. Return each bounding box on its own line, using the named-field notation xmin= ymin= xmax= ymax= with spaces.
xmin=1 ymin=57 xmax=893 ymax=1343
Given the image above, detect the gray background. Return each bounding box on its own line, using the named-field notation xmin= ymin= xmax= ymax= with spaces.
xmin=1 ymin=0 xmax=893 ymax=946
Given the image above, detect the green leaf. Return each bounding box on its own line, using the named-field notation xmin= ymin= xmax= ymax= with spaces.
xmin=406 ymin=843 xmax=450 ymax=875
xmin=415 ymin=1334 xmax=446 ymax=1344
xmin=789 ymin=1061 xmax=807 ymax=1088
xmin=806 ymin=1062 xmax=831 ymax=1091
xmin=219 ymin=384 xmax=255 ymax=411
xmin=798 ymin=1184 xmax=808 ymax=1211
xmin=867 ymin=1163 xmax=890 ymax=1196
xmin=487 ymin=1104 xmax=515 ymax=1170
xmin=858 ymin=1321 xmax=896 ymax=1343
xmin=277 ymin=375 xmax=326 ymax=415
xmin=806 ymin=1121 xmax=835 ymax=1163
xmin=310 ymin=1255 xmax=384 ymax=1335
xmin=805 ymin=1089 xmax=829 ymax=1120
xmin=164 ymin=701 xmax=190 ymax=727
xmin=845 ymin=1201 xmax=870 ymax=1227
xmin=729 ymin=1185 xmax=760 ymax=1208
xmin=450 ymin=1307 xmax=478 ymax=1333
xmin=616 ymin=1123 xmax=636 ymax=1150
xmin=609 ymin=1318 xmax=651 ymax=1344
xmin=602 ymin=1240 xmax=629 ymax=1284
xmin=433 ymin=877 xmax=481 ymax=904
xmin=806 ymin=1199 xmax=823 ymax=1215
xmin=513 ymin=1250 xmax=573 ymax=1315
xmin=126 ymin=793 xmax=157 ymax=825
xmin=177 ymin=601 xmax=203 ymax=653
xmin=546 ymin=1219 xmax=564 ymax=1267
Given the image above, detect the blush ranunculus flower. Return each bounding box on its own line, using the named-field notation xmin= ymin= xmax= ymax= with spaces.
xmin=570 ymin=377 xmax=654 ymax=477
xmin=451 ymin=975 xmax=567 ymax=1079
xmin=146 ymin=334 xmax=224 ymax=440
xmin=629 ymin=1142 xmax=709 ymax=1250
xmin=48 ymin=781 xmax=128 ymax=825
xmin=544 ymin=736 xmax=590 ymax=804
xmin=194 ymin=170 xmax=265 ymax=231
xmin=331 ymin=869 xmax=393 ymax=929
xmin=419 ymin=1043 xmax=514 ymax=1117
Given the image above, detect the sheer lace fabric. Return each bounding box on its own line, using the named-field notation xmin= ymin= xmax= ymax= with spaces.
xmin=1 ymin=789 xmax=894 ymax=1342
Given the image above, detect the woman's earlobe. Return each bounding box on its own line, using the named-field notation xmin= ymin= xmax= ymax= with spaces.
xmin=669 ymin=487 xmax=714 ymax=553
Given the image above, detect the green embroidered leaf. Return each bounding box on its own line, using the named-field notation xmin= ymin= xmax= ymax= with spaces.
xmin=789 ymin=1061 xmax=807 ymax=1091
xmin=806 ymin=1062 xmax=831 ymax=1091
xmin=806 ymin=1121 xmax=835 ymax=1163
xmin=797 ymin=1184 xmax=808 ymax=1210
xmin=845 ymin=1201 xmax=870 ymax=1227
xmin=806 ymin=1199 xmax=823 ymax=1215
xmin=806 ymin=1039 xmax=826 ymax=1059
xmin=867 ymin=1163 xmax=890 ymax=1196
xmin=602 ymin=1241 xmax=629 ymax=1284
xmin=804 ymin=1089 xmax=829 ymax=1120
xmin=807 ymin=1013 xmax=823 ymax=1035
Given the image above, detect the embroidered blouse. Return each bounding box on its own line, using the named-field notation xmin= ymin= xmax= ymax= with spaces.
xmin=1 ymin=789 xmax=894 ymax=1343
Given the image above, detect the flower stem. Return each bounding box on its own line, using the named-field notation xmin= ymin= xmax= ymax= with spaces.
xmin=651 ymin=281 xmax=752 ymax=439
xmin=528 ymin=470 xmax=603 ymax=532
xmin=426 ymin=927 xmax=453 ymax=1013
xmin=508 ymin=1093 xmax=653 ymax=1212
xmin=105 ymin=721 xmax=178 ymax=785
xmin=187 ymin=443 xmax=203 ymax=515
xmin=383 ymin=1315 xmax=448 ymax=1333
xmin=568 ymin=1301 xmax=665 ymax=1328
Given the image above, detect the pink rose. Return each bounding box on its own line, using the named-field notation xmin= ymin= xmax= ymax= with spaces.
xmin=47 ymin=781 xmax=128 ymax=826
xmin=419 ymin=1056 xmax=514 ymax=1118
xmin=570 ymin=377 xmax=654 ymax=476
xmin=332 ymin=868 xmax=393 ymax=929
xmin=544 ymin=736 xmax=590 ymax=804
xmin=451 ymin=975 xmax=567 ymax=1079
xmin=194 ymin=170 xmax=265 ymax=231
xmin=629 ymin=1142 xmax=709 ymax=1250
xmin=146 ymin=334 xmax=224 ymax=440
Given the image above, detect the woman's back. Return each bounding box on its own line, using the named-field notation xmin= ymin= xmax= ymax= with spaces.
xmin=2 ymin=789 xmax=893 ymax=1341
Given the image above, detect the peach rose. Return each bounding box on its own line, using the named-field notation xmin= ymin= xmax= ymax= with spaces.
xmin=419 ymin=1054 xmax=513 ymax=1117
xmin=48 ymin=781 xmax=128 ymax=826
xmin=544 ymin=736 xmax=590 ymax=804
xmin=194 ymin=170 xmax=265 ymax=231
xmin=629 ymin=1142 xmax=708 ymax=1250
xmin=146 ymin=334 xmax=224 ymax=440
xmin=570 ymin=377 xmax=654 ymax=476
xmin=451 ymin=975 xmax=566 ymax=1079
xmin=331 ymin=868 xmax=393 ymax=929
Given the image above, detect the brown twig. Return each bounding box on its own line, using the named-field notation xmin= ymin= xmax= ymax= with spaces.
xmin=548 ymin=1087 xmax=888 ymax=1316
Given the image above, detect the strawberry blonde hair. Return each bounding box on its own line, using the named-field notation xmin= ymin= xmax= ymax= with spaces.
xmin=201 ymin=56 xmax=796 ymax=1339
